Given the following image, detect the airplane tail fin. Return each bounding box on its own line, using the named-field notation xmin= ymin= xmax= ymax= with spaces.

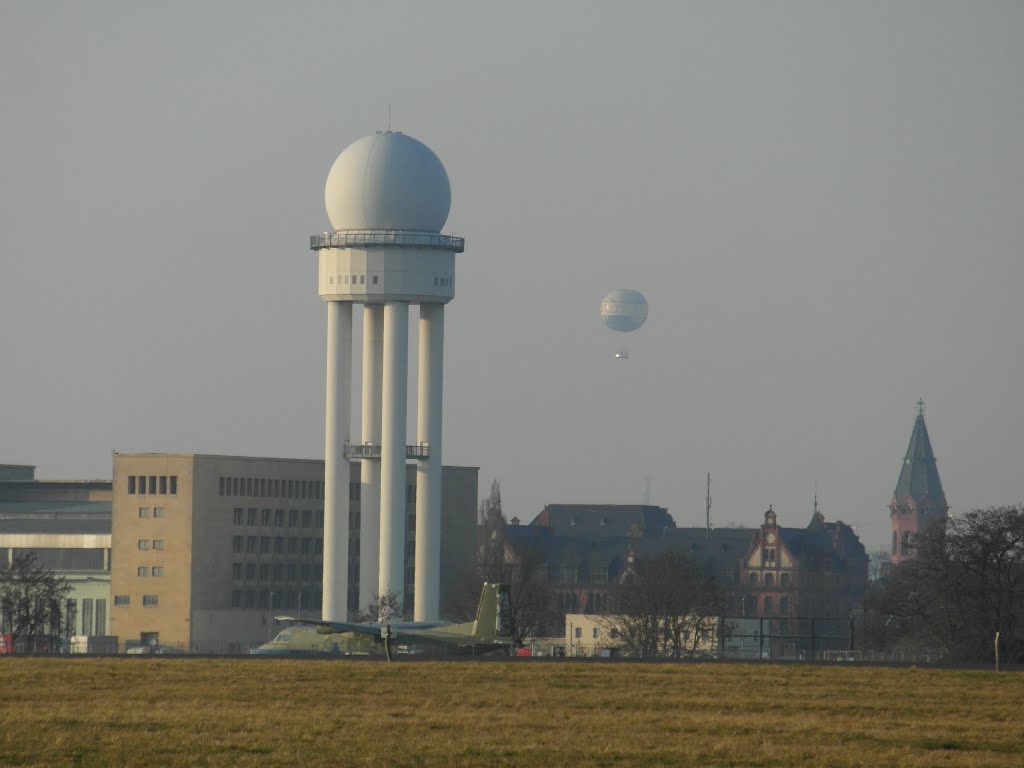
xmin=472 ymin=583 xmax=512 ymax=644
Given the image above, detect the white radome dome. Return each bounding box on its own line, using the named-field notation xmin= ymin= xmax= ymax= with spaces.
xmin=600 ymin=289 xmax=648 ymax=333
xmin=324 ymin=132 xmax=451 ymax=233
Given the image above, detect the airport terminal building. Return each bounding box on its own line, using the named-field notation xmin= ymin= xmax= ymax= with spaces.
xmin=110 ymin=453 xmax=476 ymax=653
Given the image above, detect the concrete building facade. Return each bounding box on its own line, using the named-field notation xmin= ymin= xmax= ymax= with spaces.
xmin=110 ymin=453 xmax=476 ymax=652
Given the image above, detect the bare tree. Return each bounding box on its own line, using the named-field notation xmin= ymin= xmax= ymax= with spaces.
xmin=358 ymin=590 xmax=405 ymax=624
xmin=605 ymin=552 xmax=723 ymax=659
xmin=476 ymin=479 xmax=557 ymax=645
xmin=896 ymin=506 xmax=1024 ymax=662
xmin=0 ymin=552 xmax=71 ymax=654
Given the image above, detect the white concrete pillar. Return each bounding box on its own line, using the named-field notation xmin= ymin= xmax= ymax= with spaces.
xmin=415 ymin=303 xmax=444 ymax=622
xmin=379 ymin=300 xmax=408 ymax=608
xmin=322 ymin=300 xmax=352 ymax=622
xmin=359 ymin=303 xmax=384 ymax=612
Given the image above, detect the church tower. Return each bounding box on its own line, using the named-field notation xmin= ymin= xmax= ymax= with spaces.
xmin=890 ymin=400 xmax=949 ymax=565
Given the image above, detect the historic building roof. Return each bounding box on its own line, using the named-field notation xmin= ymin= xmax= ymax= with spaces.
xmin=892 ymin=402 xmax=948 ymax=510
xmin=530 ymin=504 xmax=674 ymax=538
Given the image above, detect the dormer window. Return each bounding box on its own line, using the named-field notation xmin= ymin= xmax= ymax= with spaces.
xmin=569 ymin=517 xmax=576 ymax=527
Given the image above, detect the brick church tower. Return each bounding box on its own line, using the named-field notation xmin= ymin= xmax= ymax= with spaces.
xmin=890 ymin=400 xmax=949 ymax=565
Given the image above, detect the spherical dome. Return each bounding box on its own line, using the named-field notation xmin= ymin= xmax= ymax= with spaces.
xmin=600 ymin=289 xmax=648 ymax=333
xmin=324 ymin=132 xmax=451 ymax=232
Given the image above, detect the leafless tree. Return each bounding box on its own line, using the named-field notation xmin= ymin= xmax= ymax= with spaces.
xmin=358 ymin=589 xmax=405 ymax=624
xmin=605 ymin=552 xmax=723 ymax=659
xmin=0 ymin=552 xmax=71 ymax=654
xmin=900 ymin=506 xmax=1024 ymax=662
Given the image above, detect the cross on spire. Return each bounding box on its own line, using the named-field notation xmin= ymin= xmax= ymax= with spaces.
xmin=917 ymin=398 xmax=926 ymax=416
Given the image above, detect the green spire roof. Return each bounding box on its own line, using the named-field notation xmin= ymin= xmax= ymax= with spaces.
xmin=893 ymin=402 xmax=947 ymax=509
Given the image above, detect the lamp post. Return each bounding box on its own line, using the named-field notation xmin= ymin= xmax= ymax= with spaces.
xmin=268 ymin=592 xmax=277 ymax=642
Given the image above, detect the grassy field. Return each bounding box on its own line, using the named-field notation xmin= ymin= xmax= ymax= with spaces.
xmin=0 ymin=658 xmax=1021 ymax=768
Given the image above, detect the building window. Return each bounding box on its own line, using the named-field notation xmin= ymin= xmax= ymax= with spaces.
xmin=114 ymin=595 xmax=130 ymax=607
xmin=763 ymin=548 xmax=776 ymax=563
xmin=128 ymin=476 xmax=136 ymax=494
xmin=315 ymin=538 xmax=323 ymax=555
xmin=275 ymin=537 xmax=284 ymax=554
xmin=574 ymin=627 xmax=582 ymax=639
xmin=232 ymin=477 xmax=240 ymax=495
xmin=763 ymin=596 xmax=773 ymax=615
xmin=153 ymin=507 xmax=165 ymax=518
xmin=233 ymin=536 xmax=243 ymax=554
xmin=153 ymin=540 xmax=164 ymax=551
xmin=149 ymin=476 xmax=157 ymax=495
xmin=232 ymin=563 xmax=242 ymax=579
xmin=152 ymin=567 xmax=164 ymax=577
xmin=316 ymin=510 xmax=324 ymax=528
xmin=138 ymin=476 xmax=147 ymax=494
xmin=245 ymin=563 xmax=256 ymax=580
xmin=159 ymin=476 xmax=167 ymax=494
xmin=169 ymin=476 xmax=177 ymax=495
xmin=137 ymin=567 xmax=149 ymax=577
xmin=275 ymin=509 xmax=285 ymax=527
xmin=287 ymin=564 xmax=296 ymax=581
xmin=139 ymin=507 xmax=151 ymax=518
xmin=219 ymin=477 xmax=226 ymax=496
xmin=261 ymin=509 xmax=272 ymax=526
xmin=301 ymin=538 xmax=311 ymax=555
xmin=301 ymin=564 xmax=311 ymax=581
xmin=142 ymin=595 xmax=159 ymax=607
xmin=406 ymin=484 xmax=416 ymax=504
xmin=764 ymin=573 xmax=774 ymax=589
xmin=372 ymin=275 xmax=378 ymax=285
xmin=259 ymin=590 xmax=269 ymax=609
xmin=560 ymin=566 xmax=577 ymax=585
xmin=288 ymin=538 xmax=298 ymax=554
xmin=780 ymin=573 xmax=791 ymax=590
xmin=593 ymin=628 xmax=600 ymax=639
xmin=260 ymin=563 xmax=270 ymax=581
xmin=232 ymin=590 xmax=241 ymax=608
xmin=591 ymin=568 xmax=608 ymax=584
xmin=138 ymin=539 xmax=150 ymax=551
xmin=247 ymin=536 xmax=257 ymax=553
xmin=233 ymin=508 xmax=244 ymax=525
xmin=261 ymin=537 xmax=271 ymax=554
xmin=780 ymin=597 xmax=790 ymax=613
xmin=289 ymin=509 xmax=298 ymax=528
xmin=748 ymin=572 xmax=758 ymax=586
xmin=274 ymin=563 xmax=284 ymax=581
xmin=302 ymin=509 xmax=312 ymax=528
xmin=260 ymin=479 xmax=267 ymax=497
xmin=247 ymin=508 xmax=257 ymax=526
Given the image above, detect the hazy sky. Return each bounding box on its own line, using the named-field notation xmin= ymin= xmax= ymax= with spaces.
xmin=2 ymin=2 xmax=1023 ymax=550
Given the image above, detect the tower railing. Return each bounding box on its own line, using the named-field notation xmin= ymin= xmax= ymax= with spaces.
xmin=343 ymin=441 xmax=429 ymax=460
xmin=311 ymin=231 xmax=464 ymax=252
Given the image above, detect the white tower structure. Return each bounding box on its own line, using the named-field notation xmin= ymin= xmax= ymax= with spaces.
xmin=311 ymin=131 xmax=464 ymax=623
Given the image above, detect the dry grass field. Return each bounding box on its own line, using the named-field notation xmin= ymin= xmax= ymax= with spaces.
xmin=0 ymin=658 xmax=1021 ymax=768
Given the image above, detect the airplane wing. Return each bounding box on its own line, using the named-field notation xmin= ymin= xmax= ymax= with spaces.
xmin=274 ymin=616 xmax=384 ymax=636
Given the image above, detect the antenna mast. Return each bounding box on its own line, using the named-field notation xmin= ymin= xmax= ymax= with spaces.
xmin=705 ymin=472 xmax=712 ymax=539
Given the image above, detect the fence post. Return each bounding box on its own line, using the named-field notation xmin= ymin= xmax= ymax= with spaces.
xmin=995 ymin=631 xmax=1000 ymax=673
xmin=810 ymin=618 xmax=816 ymax=662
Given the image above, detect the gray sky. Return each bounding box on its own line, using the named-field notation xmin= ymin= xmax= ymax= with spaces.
xmin=2 ymin=1 xmax=1022 ymax=550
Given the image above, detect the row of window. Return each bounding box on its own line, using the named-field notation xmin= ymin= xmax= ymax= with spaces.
xmin=66 ymin=598 xmax=107 ymax=636
xmin=138 ymin=507 xmax=166 ymax=518
xmin=233 ymin=562 xmax=322 ymax=583
xmin=559 ymin=567 xmax=610 ymax=585
xmin=137 ymin=567 xmax=165 ymax=577
xmin=138 ymin=539 xmax=165 ymax=551
xmin=232 ymin=589 xmax=323 ymax=610
xmin=558 ymin=592 xmax=610 ymax=613
xmin=748 ymin=571 xmax=792 ymax=589
xmin=231 ymin=535 xmax=323 ymax=555
xmin=113 ymin=595 xmax=159 ymax=607
xmin=233 ymin=507 xmax=324 ymax=529
xmin=219 ymin=476 xmax=323 ymax=500
xmin=127 ymin=475 xmax=178 ymax=495
xmin=325 ymin=274 xmax=454 ymax=290
xmin=762 ymin=596 xmax=791 ymax=615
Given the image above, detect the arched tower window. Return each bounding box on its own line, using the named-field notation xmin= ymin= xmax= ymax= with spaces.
xmin=764 ymin=573 xmax=774 ymax=589
xmin=892 ymin=531 xmax=898 ymax=555
xmin=763 ymin=596 xmax=773 ymax=615
xmin=780 ymin=573 xmax=791 ymax=590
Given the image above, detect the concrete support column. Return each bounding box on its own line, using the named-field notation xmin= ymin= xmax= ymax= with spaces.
xmin=414 ymin=303 xmax=444 ymax=622
xmin=322 ymin=300 xmax=352 ymax=621
xmin=379 ymin=300 xmax=409 ymax=609
xmin=359 ymin=304 xmax=384 ymax=612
